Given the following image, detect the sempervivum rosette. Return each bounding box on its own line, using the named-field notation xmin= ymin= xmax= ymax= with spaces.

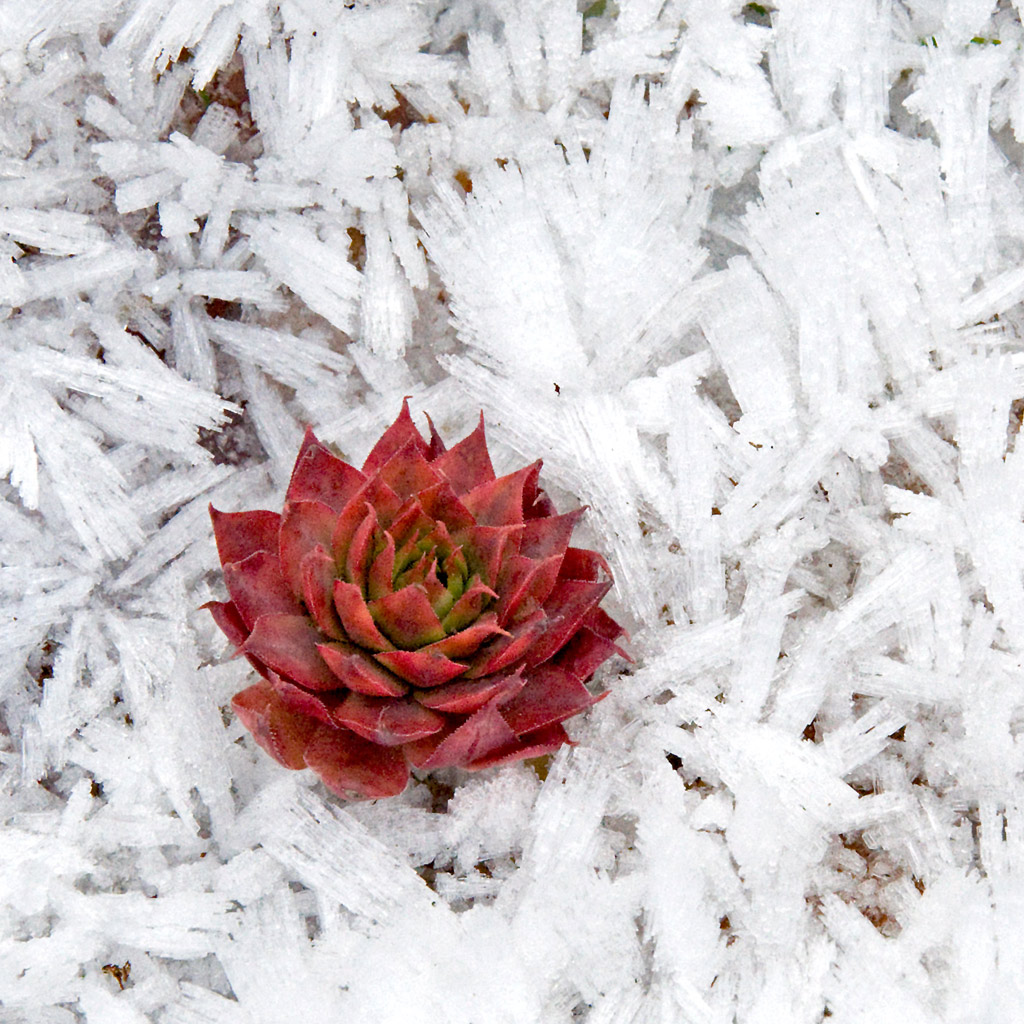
xmin=207 ymin=402 xmax=626 ymax=799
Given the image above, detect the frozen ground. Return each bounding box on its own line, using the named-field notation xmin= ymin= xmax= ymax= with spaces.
xmin=2 ymin=0 xmax=1024 ymax=1021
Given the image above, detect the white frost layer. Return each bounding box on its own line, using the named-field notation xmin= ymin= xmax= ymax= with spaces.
xmin=2 ymin=1 xmax=1024 ymax=1022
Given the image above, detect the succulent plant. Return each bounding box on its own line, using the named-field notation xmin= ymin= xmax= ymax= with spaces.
xmin=207 ymin=401 xmax=626 ymax=798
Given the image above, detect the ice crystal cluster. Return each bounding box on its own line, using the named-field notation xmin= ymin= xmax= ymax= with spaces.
xmin=2 ymin=1 xmax=1024 ymax=1022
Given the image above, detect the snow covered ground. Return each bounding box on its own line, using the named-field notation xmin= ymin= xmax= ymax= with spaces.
xmin=2 ymin=0 xmax=1024 ymax=1020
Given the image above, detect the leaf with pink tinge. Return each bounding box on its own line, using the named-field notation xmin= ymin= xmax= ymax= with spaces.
xmin=466 ymin=723 xmax=570 ymax=770
xmin=368 ymin=585 xmax=446 ymax=648
xmin=331 ymin=478 xmax=402 ymax=566
xmin=367 ymin=531 xmax=395 ymax=601
xmin=501 ymin=664 xmax=601 ymax=736
xmin=413 ymin=668 xmax=525 ymax=714
xmin=462 ymin=462 xmax=541 ymax=526
xmin=304 ymin=724 xmax=410 ymax=798
xmin=558 ymin=547 xmax=611 ymax=582
xmin=344 ymin=504 xmax=378 ymax=590
xmin=416 ymin=481 xmax=475 ymax=532
xmin=301 ymin=546 xmax=343 ymax=639
xmin=203 ymin=600 xmax=249 ymax=649
xmin=287 ymin=429 xmax=366 ymax=510
xmin=431 ymin=414 xmax=495 ymax=496
xmin=267 ymin=671 xmax=343 ymax=728
xmin=361 ymin=398 xmax=428 ymax=475
xmin=224 ymin=551 xmax=303 ymax=630
xmin=333 ymin=693 xmax=446 ymax=746
xmin=524 ymin=579 xmax=612 ymax=668
xmin=519 ymin=508 xmax=584 ymax=560
xmin=232 ymin=682 xmax=318 ymax=769
xmin=375 ymin=647 xmax=468 ymax=688
xmin=333 ymin=580 xmax=394 ymax=652
xmin=403 ymin=702 xmax=516 ymax=770
xmin=428 ymin=612 xmax=507 ymax=660
xmin=318 ymin=642 xmax=408 ymax=696
xmin=424 ymin=412 xmax=446 ymax=459
xmin=495 ymin=553 xmax=563 ymax=627
xmin=551 ymin=625 xmax=626 ymax=682
xmin=464 ymin=609 xmax=548 ymax=678
xmin=279 ymin=500 xmax=337 ymax=599
xmin=210 ymin=507 xmax=281 ymax=565
xmin=582 ymin=605 xmax=628 ymax=643
xmin=243 ymin=614 xmax=340 ymax=691
xmin=378 ymin=439 xmax=444 ymax=501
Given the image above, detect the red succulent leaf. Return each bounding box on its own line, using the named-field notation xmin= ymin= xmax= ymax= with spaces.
xmin=333 ymin=580 xmax=395 ymax=652
xmin=378 ymin=439 xmax=444 ymax=501
xmin=424 ymin=412 xmax=447 ymax=459
xmin=494 ymin=553 xmax=564 ymax=627
xmin=558 ymin=547 xmax=612 ymax=582
xmin=466 ymin=723 xmax=571 ymax=771
xmin=374 ymin=647 xmax=468 ymax=688
xmin=413 ymin=668 xmax=525 ymax=714
xmin=344 ymin=504 xmax=379 ymax=589
xmin=431 ymin=414 xmax=495 ymax=496
xmin=210 ymin=507 xmax=280 ymax=564
xmin=416 ymin=480 xmax=476 ymax=532
xmin=583 ymin=605 xmax=629 ymax=644
xmin=462 ymin=462 xmax=541 ymax=526
xmin=301 ymin=546 xmax=344 ymax=639
xmin=287 ymin=429 xmax=366 ymax=510
xmin=500 ymin=663 xmax=602 ymax=735
xmin=522 ymin=579 xmax=612 ymax=668
xmin=463 ymin=609 xmax=548 ymax=678
xmin=368 ymin=585 xmax=446 ymax=648
xmin=209 ymin=404 xmax=624 ymax=799
xmin=304 ymin=724 xmax=410 ymax=798
xmin=455 ymin=524 xmax=519 ymax=587
xmin=231 ymin=681 xmax=318 ymax=769
xmin=441 ymin=576 xmax=499 ymax=633
xmin=223 ymin=551 xmax=303 ymax=631
xmin=333 ymin=693 xmax=446 ymax=746
xmin=551 ymin=625 xmax=627 ymax=682
xmin=267 ymin=670 xmax=344 ymax=728
xmin=427 ymin=612 xmax=507 ymax=660
xmin=279 ymin=500 xmax=337 ymax=600
xmin=317 ymin=641 xmax=408 ymax=696
xmin=361 ymin=398 xmax=429 ymax=475
xmin=403 ymin=701 xmax=517 ymax=770
xmin=242 ymin=614 xmax=340 ymax=691
xmin=203 ymin=599 xmax=250 ymax=650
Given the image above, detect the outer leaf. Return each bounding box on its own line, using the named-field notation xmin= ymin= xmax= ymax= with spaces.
xmin=333 ymin=693 xmax=446 ymax=746
xmin=500 ymin=664 xmax=600 ymax=735
xmin=462 ymin=462 xmax=541 ymax=526
xmin=287 ymin=428 xmax=366 ymax=510
xmin=242 ymin=614 xmax=340 ymax=691
xmin=279 ymin=500 xmax=337 ymax=600
xmin=361 ymin=398 xmax=428 ymax=475
xmin=403 ymin=701 xmax=516 ymax=770
xmin=210 ymin=506 xmax=280 ymax=565
xmin=224 ymin=551 xmax=303 ymax=630
xmin=304 ymin=724 xmax=410 ymax=798
xmin=466 ymin=723 xmax=570 ymax=770
xmin=431 ymin=414 xmax=495 ymax=495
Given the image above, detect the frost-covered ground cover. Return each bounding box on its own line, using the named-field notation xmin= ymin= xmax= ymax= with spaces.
xmin=2 ymin=0 xmax=1024 ymax=1020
